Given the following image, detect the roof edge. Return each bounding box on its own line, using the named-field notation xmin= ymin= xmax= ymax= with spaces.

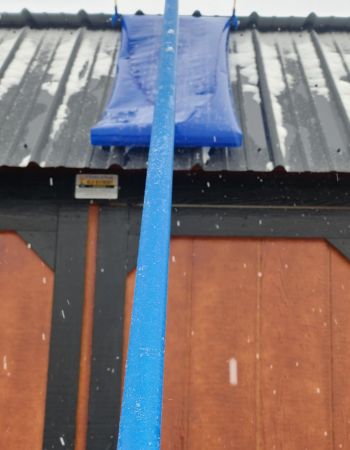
xmin=0 ymin=10 xmax=349 ymax=31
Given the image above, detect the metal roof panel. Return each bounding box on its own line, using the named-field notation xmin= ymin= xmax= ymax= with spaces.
xmin=0 ymin=12 xmax=349 ymax=172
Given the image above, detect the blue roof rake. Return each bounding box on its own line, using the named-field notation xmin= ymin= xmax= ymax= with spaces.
xmin=91 ymin=14 xmax=242 ymax=148
xmin=96 ymin=4 xmax=242 ymax=450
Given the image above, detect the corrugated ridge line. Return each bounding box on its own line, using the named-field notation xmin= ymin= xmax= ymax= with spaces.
xmin=1 ymin=11 xmax=350 ymax=32
xmin=227 ymin=35 xmax=248 ymax=171
xmin=311 ymin=30 xmax=350 ymax=140
xmin=333 ymin=36 xmax=350 ymax=81
xmin=7 ymin=32 xmax=62 ymax=166
xmin=229 ymin=31 xmax=270 ymax=172
xmin=232 ymin=66 xmax=249 ymax=171
xmin=31 ymin=28 xmax=84 ymax=162
xmin=292 ymin=33 xmax=335 ymax=171
xmin=0 ymin=29 xmax=28 ymax=137
xmin=59 ymin=35 xmax=104 ymax=167
xmin=225 ymin=38 xmax=248 ymax=170
xmin=275 ymin=38 xmax=310 ymax=171
xmin=0 ymin=30 xmax=45 ymax=164
xmin=89 ymin=33 xmax=124 ymax=169
xmin=252 ymin=29 xmax=284 ymax=168
xmin=0 ymin=28 xmax=26 ymax=79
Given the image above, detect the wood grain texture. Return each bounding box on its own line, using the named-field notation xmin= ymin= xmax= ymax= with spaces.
xmin=188 ymin=238 xmax=258 ymax=450
xmin=0 ymin=232 xmax=54 ymax=450
xmin=161 ymin=239 xmax=194 ymax=450
xmin=260 ymin=239 xmax=332 ymax=450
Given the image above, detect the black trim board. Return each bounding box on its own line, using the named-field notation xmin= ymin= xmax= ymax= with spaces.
xmin=0 ymin=200 xmax=57 ymax=270
xmin=43 ymin=204 xmax=89 ymax=450
xmin=17 ymin=230 xmax=56 ymax=270
xmin=0 ymin=201 xmax=57 ymax=231
xmin=1 ymin=170 xmax=350 ymax=208
xmin=87 ymin=206 xmax=128 ymax=450
xmin=129 ymin=206 xmax=350 ymax=239
xmin=328 ymin=239 xmax=350 ymax=262
xmin=126 ymin=206 xmax=350 ymax=271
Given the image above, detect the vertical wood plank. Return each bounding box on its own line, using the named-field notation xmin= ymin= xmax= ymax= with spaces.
xmin=188 ymin=238 xmax=258 ymax=449
xmin=330 ymin=245 xmax=350 ymax=450
xmin=124 ymin=240 xmax=194 ymax=450
xmin=0 ymin=232 xmax=54 ymax=450
xmin=161 ymin=239 xmax=194 ymax=450
xmin=260 ymin=239 xmax=332 ymax=450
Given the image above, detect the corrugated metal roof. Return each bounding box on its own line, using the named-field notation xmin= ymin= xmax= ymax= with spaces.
xmin=0 ymin=11 xmax=349 ymax=172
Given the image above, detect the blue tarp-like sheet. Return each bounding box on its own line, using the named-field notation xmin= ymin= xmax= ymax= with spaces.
xmin=91 ymin=15 xmax=242 ymax=148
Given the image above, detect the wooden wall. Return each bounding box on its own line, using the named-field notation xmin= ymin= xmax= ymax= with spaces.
xmin=126 ymin=238 xmax=350 ymax=450
xmin=0 ymin=233 xmax=54 ymax=449
xmin=1 ymin=227 xmax=350 ymax=449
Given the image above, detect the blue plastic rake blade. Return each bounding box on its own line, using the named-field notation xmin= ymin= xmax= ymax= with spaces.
xmin=91 ymin=15 xmax=242 ymax=148
xmin=117 ymin=1 xmax=179 ymax=449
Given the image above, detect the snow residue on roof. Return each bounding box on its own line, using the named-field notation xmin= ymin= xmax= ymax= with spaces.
xmin=296 ymin=33 xmax=330 ymax=100
xmin=41 ymin=32 xmax=78 ymax=96
xmin=90 ymin=32 xmax=118 ymax=80
xmin=50 ymin=35 xmax=95 ymax=139
xmin=19 ymin=154 xmax=30 ymax=167
xmin=202 ymin=146 xmax=211 ymax=165
xmin=0 ymin=37 xmax=37 ymax=100
xmin=48 ymin=31 xmax=117 ymax=140
xmin=319 ymin=33 xmax=350 ymax=120
xmin=229 ymin=32 xmax=261 ymax=104
xmin=0 ymin=32 xmax=19 ymax=68
xmin=259 ymin=37 xmax=288 ymax=158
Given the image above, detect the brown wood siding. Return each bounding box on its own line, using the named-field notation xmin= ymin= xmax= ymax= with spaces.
xmin=0 ymin=232 xmax=54 ymax=450
xmin=125 ymin=238 xmax=350 ymax=450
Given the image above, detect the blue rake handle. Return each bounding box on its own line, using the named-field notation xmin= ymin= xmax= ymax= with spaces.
xmin=117 ymin=0 xmax=179 ymax=449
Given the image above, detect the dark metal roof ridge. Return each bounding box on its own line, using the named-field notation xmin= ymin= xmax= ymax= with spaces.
xmin=0 ymin=10 xmax=349 ymax=31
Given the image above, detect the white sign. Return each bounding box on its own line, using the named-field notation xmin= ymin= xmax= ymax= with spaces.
xmin=75 ymin=174 xmax=119 ymax=200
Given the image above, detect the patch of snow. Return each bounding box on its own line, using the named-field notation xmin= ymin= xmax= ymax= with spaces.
xmin=49 ymin=35 xmax=98 ymax=139
xmin=260 ymin=39 xmax=288 ymax=158
xmin=19 ymin=154 xmax=30 ymax=167
xmin=46 ymin=32 xmax=117 ymax=140
xmin=265 ymin=161 xmax=274 ymax=171
xmin=90 ymin=33 xmax=119 ymax=80
xmin=297 ymin=33 xmax=331 ymax=100
xmin=41 ymin=34 xmax=78 ymax=96
xmin=202 ymin=146 xmax=211 ymax=165
xmin=229 ymin=33 xmax=261 ymax=104
xmin=0 ymin=33 xmax=20 ymax=69
xmin=319 ymin=34 xmax=350 ymax=120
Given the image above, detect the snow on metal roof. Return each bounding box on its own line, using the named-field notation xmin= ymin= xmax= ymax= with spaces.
xmin=0 ymin=11 xmax=349 ymax=172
